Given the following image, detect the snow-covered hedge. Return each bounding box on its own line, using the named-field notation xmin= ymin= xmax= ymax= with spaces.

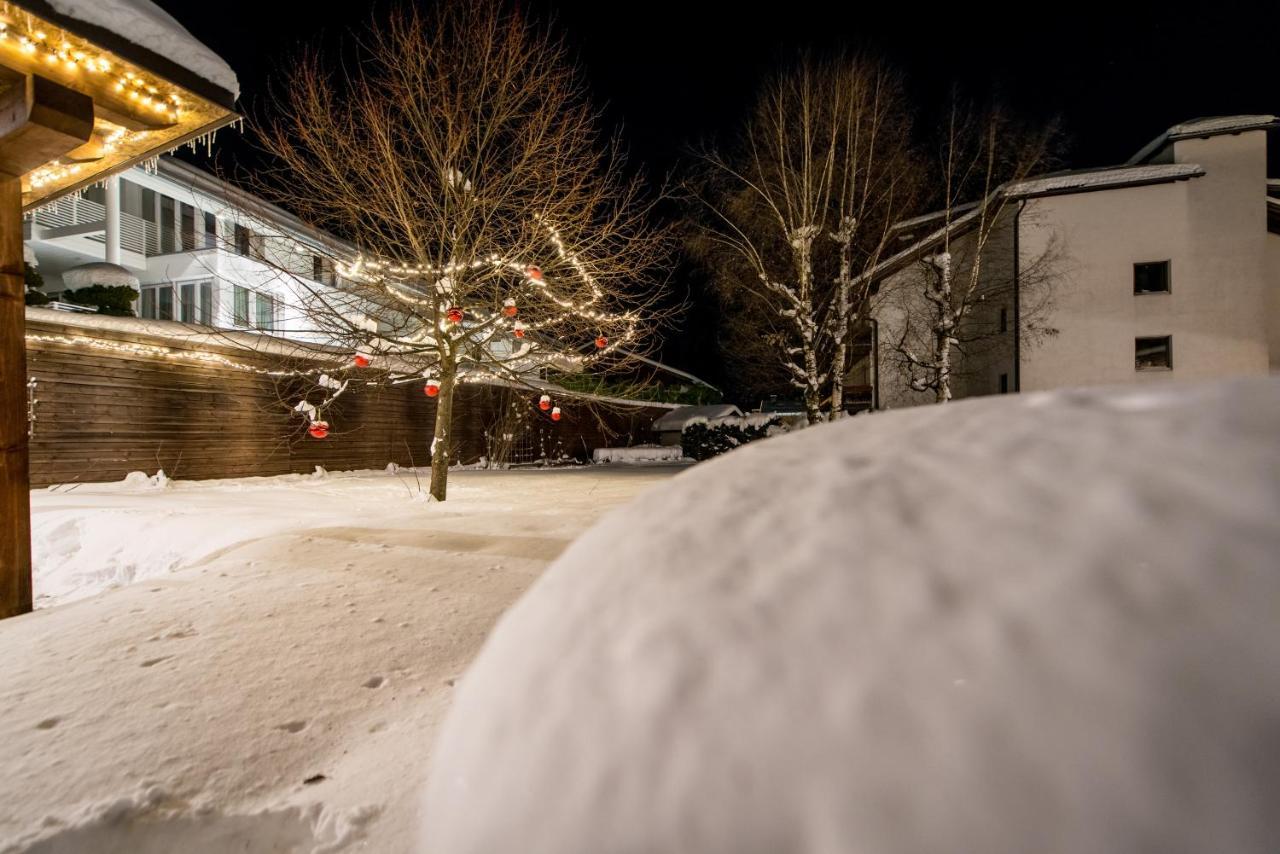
xmin=424 ymin=378 xmax=1280 ymax=854
xmin=592 ymin=445 xmax=686 ymax=464
xmin=680 ymin=413 xmax=787 ymax=461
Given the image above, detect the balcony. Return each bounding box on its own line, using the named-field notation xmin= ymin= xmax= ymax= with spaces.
xmin=28 ymin=196 xmax=214 ymax=259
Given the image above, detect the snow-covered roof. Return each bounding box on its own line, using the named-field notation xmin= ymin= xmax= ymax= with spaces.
xmin=30 ymin=0 xmax=238 ymax=104
xmin=1127 ymin=115 xmax=1277 ymax=165
xmin=864 ymin=163 xmax=1206 ymax=286
xmin=652 ymin=404 xmax=743 ymax=432
xmin=1005 ymin=163 xmax=1205 ymax=199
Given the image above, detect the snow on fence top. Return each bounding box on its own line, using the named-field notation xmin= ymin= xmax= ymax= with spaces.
xmin=42 ymin=0 xmax=239 ymax=98
xmin=425 ymin=376 xmax=1280 ymax=854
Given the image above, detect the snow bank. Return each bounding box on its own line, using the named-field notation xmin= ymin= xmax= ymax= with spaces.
xmin=592 ymin=446 xmax=686 ymax=464
xmin=423 ymin=378 xmax=1280 ymax=854
xmin=45 ymin=0 xmax=239 ymax=98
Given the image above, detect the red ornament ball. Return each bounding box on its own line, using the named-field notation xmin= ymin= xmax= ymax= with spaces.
xmin=446 ymin=307 xmax=464 ymax=324
xmin=308 ymin=421 xmax=330 ymax=439
xmin=525 ymin=265 xmax=543 ymax=281
xmin=353 ymin=353 xmax=371 ymax=368
xmin=514 ymin=328 xmax=525 ymax=339
xmin=551 ymin=406 xmax=562 ymax=422
xmin=503 ymin=301 xmax=518 ymax=317
xmin=595 ymin=336 xmax=608 ymax=349
xmin=538 ymin=395 xmax=551 ymax=411
xmin=424 ymin=380 xmax=441 ymax=397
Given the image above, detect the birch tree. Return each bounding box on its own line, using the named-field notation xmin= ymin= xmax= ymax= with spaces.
xmin=694 ymin=56 xmax=915 ymax=422
xmin=883 ymin=102 xmax=1058 ymax=403
xmin=244 ymin=2 xmax=670 ymax=501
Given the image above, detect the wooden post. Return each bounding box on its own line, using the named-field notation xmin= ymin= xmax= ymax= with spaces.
xmin=0 ymin=174 xmax=30 ymax=617
xmin=0 ymin=73 xmax=92 ymax=618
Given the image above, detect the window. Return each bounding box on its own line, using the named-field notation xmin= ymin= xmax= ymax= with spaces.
xmin=235 ymin=224 xmax=251 ymax=257
xmin=180 ymin=203 xmax=196 ymax=251
xmin=140 ymin=285 xmax=174 ymax=321
xmin=999 ymin=307 xmax=1008 ymax=334
xmin=1136 ymin=336 xmax=1173 ymax=371
xmin=179 ymin=281 xmax=214 ymax=325
xmin=254 ymin=292 xmax=274 ymax=330
xmin=233 ymin=285 xmax=250 ymax=326
xmin=203 ymin=212 xmax=217 ymax=249
xmin=157 ymin=286 xmax=174 ymax=321
xmin=1134 ymin=261 xmax=1170 ymax=294
xmin=999 ymin=373 xmax=1009 ymax=394
xmin=160 ymin=196 xmax=175 ymax=253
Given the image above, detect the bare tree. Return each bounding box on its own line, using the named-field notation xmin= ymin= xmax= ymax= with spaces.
xmin=879 ymin=102 xmax=1059 ymax=403
xmin=243 ymin=2 xmax=671 ymax=500
xmin=692 ymin=55 xmax=916 ymax=423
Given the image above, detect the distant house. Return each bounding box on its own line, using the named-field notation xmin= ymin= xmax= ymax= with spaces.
xmin=25 ymin=156 xmax=348 ymax=344
xmin=652 ymin=404 xmax=743 ymax=445
xmin=864 ymin=115 xmax=1279 ymax=408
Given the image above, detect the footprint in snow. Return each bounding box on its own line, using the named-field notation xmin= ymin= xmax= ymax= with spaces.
xmin=140 ymin=656 xmax=173 ymax=668
xmin=35 ymin=717 xmax=61 ymax=730
xmin=362 ymin=676 xmax=386 ymax=689
xmin=277 ymin=720 xmax=308 ymax=733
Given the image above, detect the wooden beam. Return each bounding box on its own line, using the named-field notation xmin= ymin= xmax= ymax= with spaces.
xmin=0 ymin=74 xmax=93 ymax=175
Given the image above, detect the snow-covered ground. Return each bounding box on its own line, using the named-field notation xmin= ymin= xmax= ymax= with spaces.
xmin=425 ymin=378 xmax=1280 ymax=854
xmin=0 ymin=466 xmax=682 ymax=853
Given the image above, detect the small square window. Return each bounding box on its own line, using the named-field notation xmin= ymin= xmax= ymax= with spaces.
xmin=1136 ymin=336 xmax=1172 ymax=371
xmin=1134 ymin=261 xmax=1170 ymax=294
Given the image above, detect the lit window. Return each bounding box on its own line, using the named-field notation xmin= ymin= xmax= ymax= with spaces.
xmin=233 ymin=286 xmax=249 ymax=326
xmin=255 ymin=292 xmax=274 ymax=330
xmin=1136 ymin=336 xmax=1172 ymax=370
xmin=1134 ymin=261 xmax=1170 ymax=294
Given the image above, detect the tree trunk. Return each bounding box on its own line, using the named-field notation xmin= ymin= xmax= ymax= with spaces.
xmin=791 ymin=225 xmax=823 ymax=425
xmin=428 ymin=358 xmax=458 ymax=501
xmin=0 ymin=176 xmax=32 ymax=618
xmin=828 ymin=218 xmax=855 ymax=420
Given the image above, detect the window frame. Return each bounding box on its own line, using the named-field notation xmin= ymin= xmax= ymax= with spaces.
xmin=1135 ymin=335 xmax=1173 ymax=371
xmin=1133 ymin=260 xmax=1171 ymax=295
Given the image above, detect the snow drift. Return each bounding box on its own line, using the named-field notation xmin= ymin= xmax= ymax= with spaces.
xmin=423 ymin=378 xmax=1280 ymax=854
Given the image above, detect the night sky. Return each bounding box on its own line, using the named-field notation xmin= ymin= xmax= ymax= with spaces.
xmin=156 ymin=0 xmax=1279 ymax=382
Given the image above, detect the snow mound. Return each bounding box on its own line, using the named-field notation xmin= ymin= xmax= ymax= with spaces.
xmin=45 ymin=0 xmax=239 ymax=98
xmin=1 ymin=785 xmax=376 ymax=854
xmin=423 ymin=378 xmax=1280 ymax=854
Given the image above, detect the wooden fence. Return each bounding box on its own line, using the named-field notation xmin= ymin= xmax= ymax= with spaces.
xmin=24 ymin=312 xmax=668 ymax=487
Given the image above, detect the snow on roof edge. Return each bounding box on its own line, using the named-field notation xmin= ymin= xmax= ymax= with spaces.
xmin=34 ymin=0 xmax=239 ymax=102
xmin=1127 ymin=115 xmax=1278 ymax=165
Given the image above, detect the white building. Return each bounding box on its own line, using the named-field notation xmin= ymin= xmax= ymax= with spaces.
xmin=868 ymin=115 xmax=1279 ymax=408
xmin=25 ymin=156 xmax=343 ymax=343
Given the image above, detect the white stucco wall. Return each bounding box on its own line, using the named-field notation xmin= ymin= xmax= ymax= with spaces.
xmin=1019 ymin=130 xmax=1272 ymax=392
